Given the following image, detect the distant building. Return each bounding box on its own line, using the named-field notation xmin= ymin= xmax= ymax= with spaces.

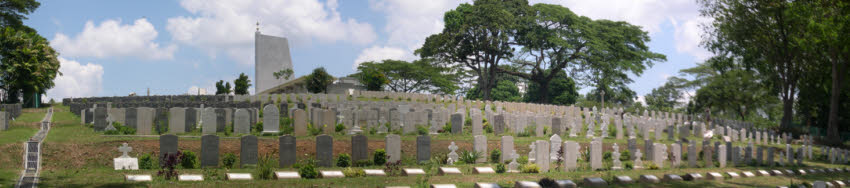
xmin=254 ymin=30 xmax=294 ymax=94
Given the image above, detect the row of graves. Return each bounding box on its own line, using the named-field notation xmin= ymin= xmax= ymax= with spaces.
xmin=0 ymin=103 xmax=23 ymax=131
xmin=65 ymin=91 xmax=850 ymax=186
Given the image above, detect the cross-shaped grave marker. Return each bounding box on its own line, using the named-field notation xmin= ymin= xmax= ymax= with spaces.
xmin=118 ymin=142 xmax=132 ymax=158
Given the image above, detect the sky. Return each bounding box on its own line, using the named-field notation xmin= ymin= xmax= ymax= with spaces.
xmin=27 ymin=0 xmax=712 ymax=103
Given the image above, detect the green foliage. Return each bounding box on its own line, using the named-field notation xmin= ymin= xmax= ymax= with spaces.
xmin=335 ymin=123 xmax=345 ymax=132
xmin=222 ymin=153 xmax=238 ymax=169
xmin=307 ymin=123 xmax=322 ymax=136
xmin=644 ymin=80 xmax=681 ymax=112
xmin=524 ymin=71 xmax=579 ymax=105
xmin=520 ymin=164 xmax=540 ymax=173
xmin=620 ymin=150 xmax=631 ymax=162
xmin=467 ymin=80 xmax=522 ymax=102
xmin=233 ymin=73 xmax=251 ymax=95
xmin=483 ymin=123 xmax=493 ymax=133
xmin=0 ymin=27 xmax=60 ymax=106
xmin=104 ymin=122 xmax=135 ymax=135
xmin=255 ymin=154 xmax=275 ymax=180
xmin=180 ymin=150 xmax=199 ymax=169
xmin=495 ymin=163 xmax=506 ymax=173
xmin=518 ymin=156 xmax=529 ymax=164
xmin=297 ymin=158 xmax=319 ymax=179
xmin=416 ymin=126 xmax=429 ymax=135
xmin=342 ymin=167 xmax=366 ymax=177
xmin=355 ymin=59 xmax=458 ymax=94
xmin=374 ymin=149 xmax=387 ymax=165
xmin=458 ymin=150 xmax=482 ymax=164
xmin=353 ymin=160 xmax=372 ymax=167
xmin=273 ymin=68 xmax=294 ymax=80
xmin=336 ymin=153 xmax=351 ymax=167
xmin=489 ymin=149 xmax=501 ymax=164
xmin=139 ymin=153 xmax=155 ymax=169
xmin=215 ymin=80 xmax=232 ymax=95
xmin=305 ymin=67 xmax=334 ymax=93
xmin=202 ymin=168 xmax=222 ymax=181
xmin=253 ymin=122 xmax=263 ymax=134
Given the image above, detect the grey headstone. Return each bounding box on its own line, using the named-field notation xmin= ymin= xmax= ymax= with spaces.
xmin=351 ymin=134 xmax=369 ymax=162
xmin=640 ymin=175 xmax=661 ymax=183
xmin=500 ymin=136 xmax=514 ymax=163
xmin=94 ymin=107 xmax=108 ymax=131
xmin=493 ymin=114 xmax=505 ymax=135
xmin=474 ymin=135 xmax=487 ymax=163
xmin=234 ymin=109 xmax=250 ymax=134
xmin=125 ymin=108 xmax=137 ymax=129
xmin=159 ymin=134 xmax=178 ymax=161
xmin=451 ymin=113 xmax=463 ymax=134
xmin=185 ymin=108 xmax=197 ymax=132
xmin=168 ymin=108 xmax=186 ymax=134
xmin=688 ymin=140 xmax=697 ymax=168
xmin=386 ymin=134 xmax=402 ymax=163
xmin=202 ymin=108 xmax=216 ymax=134
xmin=215 ymin=108 xmax=226 ymax=132
xmin=263 ymin=104 xmax=280 ymax=133
xmin=417 ymin=135 xmax=431 ymax=164
xmin=201 ymin=135 xmax=219 ymax=167
xmin=582 ymin=177 xmax=608 ymax=187
xmin=279 ymin=135 xmax=296 ymax=167
xmin=136 ymin=107 xmax=155 ymax=135
xmin=293 ymin=109 xmax=307 ymax=136
xmin=316 ymin=134 xmax=334 ymax=167
xmin=240 ymin=135 xmax=258 ymax=167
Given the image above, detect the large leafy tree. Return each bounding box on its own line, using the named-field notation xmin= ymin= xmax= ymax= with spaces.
xmin=644 ymin=80 xmax=682 ymax=112
xmin=417 ymin=0 xmax=525 ymax=100
xmin=0 ymin=0 xmax=40 ymax=32
xmin=523 ymin=70 xmax=578 ymax=105
xmin=354 ymin=66 xmax=388 ymax=91
xmin=505 ymin=4 xmax=665 ymax=104
xmin=699 ymin=0 xmax=811 ymax=128
xmin=354 ymin=59 xmax=458 ymax=94
xmin=233 ymin=73 xmax=251 ymax=95
xmin=305 ymin=67 xmax=333 ymax=94
xmin=215 ymin=80 xmax=231 ymax=95
xmin=0 ymin=27 xmax=59 ymax=106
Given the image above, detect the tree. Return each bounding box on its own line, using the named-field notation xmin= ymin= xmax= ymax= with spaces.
xmin=524 ymin=70 xmax=578 ymax=105
xmin=504 ymin=4 xmax=665 ymax=104
xmin=467 ymin=79 xmax=522 ymax=102
xmin=233 ymin=73 xmax=251 ymax=95
xmin=0 ymin=27 xmax=60 ymax=106
xmin=355 ymin=59 xmax=458 ymax=94
xmin=0 ymin=0 xmax=40 ymax=32
xmin=699 ymin=0 xmax=810 ymax=128
xmin=354 ymin=66 xmax=388 ymax=91
xmin=273 ymin=68 xmax=293 ymax=80
xmin=305 ymin=67 xmax=333 ymax=94
xmin=644 ymin=79 xmax=682 ymax=112
xmin=417 ymin=0 xmax=525 ymax=100
xmin=215 ymin=80 xmax=231 ymax=95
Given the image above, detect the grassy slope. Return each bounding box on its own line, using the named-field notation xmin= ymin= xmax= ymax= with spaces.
xmin=0 ymin=107 xmax=49 ymax=187
xmin=34 ymin=104 xmax=850 ymax=187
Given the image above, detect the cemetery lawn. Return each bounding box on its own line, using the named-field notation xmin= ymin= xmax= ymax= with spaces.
xmin=0 ymin=107 xmax=49 ymax=187
xmin=25 ymin=105 xmax=850 ymax=187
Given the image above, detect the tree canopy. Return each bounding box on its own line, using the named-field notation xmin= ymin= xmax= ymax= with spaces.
xmin=305 ymin=67 xmax=333 ymax=94
xmin=354 ymin=59 xmax=458 ymax=95
xmin=0 ymin=27 xmax=59 ymax=106
xmin=233 ymin=73 xmax=251 ymax=95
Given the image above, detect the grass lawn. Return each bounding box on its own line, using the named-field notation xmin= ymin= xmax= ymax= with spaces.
xmin=0 ymin=106 xmax=52 ymax=187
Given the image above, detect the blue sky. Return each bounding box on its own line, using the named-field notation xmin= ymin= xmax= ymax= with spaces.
xmin=27 ymin=0 xmax=711 ymax=103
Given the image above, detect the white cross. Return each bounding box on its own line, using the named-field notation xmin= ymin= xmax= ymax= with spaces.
xmin=118 ymin=143 xmax=132 ymax=158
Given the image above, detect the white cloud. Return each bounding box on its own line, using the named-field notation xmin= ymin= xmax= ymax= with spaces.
xmin=51 ymin=18 xmax=177 ymax=60
xmin=352 ymin=46 xmax=409 ymax=69
xmin=167 ymin=0 xmax=377 ymax=65
xmin=532 ymin=0 xmax=713 ymax=61
xmin=353 ymin=0 xmax=468 ymax=69
xmin=46 ymin=57 xmax=104 ymax=101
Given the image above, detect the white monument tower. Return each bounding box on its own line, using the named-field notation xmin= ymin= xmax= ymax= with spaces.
xmin=254 ymin=22 xmax=294 ymax=94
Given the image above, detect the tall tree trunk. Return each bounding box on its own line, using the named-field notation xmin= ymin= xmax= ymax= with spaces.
xmin=826 ymin=61 xmax=846 ymax=145
xmin=780 ymin=95 xmax=794 ymax=129
xmin=538 ymin=79 xmax=551 ymax=104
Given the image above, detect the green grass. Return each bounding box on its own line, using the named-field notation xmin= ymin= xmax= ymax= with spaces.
xmin=0 ymin=125 xmax=38 ymax=145
xmin=0 ymin=169 xmax=20 ymax=188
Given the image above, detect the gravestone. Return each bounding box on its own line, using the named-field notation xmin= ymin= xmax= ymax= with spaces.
xmin=316 ymin=134 xmax=334 ymax=167
xmin=159 ymin=134 xmax=178 ymax=162
xmin=535 ymin=140 xmax=550 ymax=172
xmin=202 ymin=108 xmax=216 ymax=134
xmin=552 ymin=117 xmax=562 ymax=135
xmin=322 ymin=109 xmax=336 ymax=134
xmin=125 ymin=108 xmax=137 ymax=129
xmin=94 ymin=107 xmax=108 ymax=131
xmin=671 ymin=143 xmax=682 ymax=167
xmin=474 ymin=135 xmax=487 ymax=163
xmin=718 ymin=144 xmax=726 ymax=168
xmin=168 ymin=108 xmax=186 ymax=134
xmin=185 ymin=108 xmax=197 ymax=132
xmin=688 ymin=140 xmax=697 ymax=168
xmin=234 ymin=109 xmax=250 ymax=134
xmin=293 ymin=109 xmax=307 ymax=136
xmin=201 ymin=135 xmax=219 ymax=167
xmin=113 ymin=143 xmax=139 ymax=170
xmin=591 ymin=138 xmax=603 ymax=170
xmin=653 ymin=143 xmax=667 ymax=168
xmin=612 ymin=143 xmax=622 ymax=170
xmin=450 ymin=113 xmax=463 ymax=134
xmin=416 ymin=135 xmax=431 ymax=164
xmin=501 ymin=136 xmax=514 ymax=163
xmin=215 ymin=108 xmax=226 ymax=132
xmin=447 ymin=142 xmax=459 ymax=164
xmin=757 ymin=146 xmax=764 ymax=166
xmin=563 ymin=141 xmax=579 ymax=171
xmin=471 ymin=112 xmax=483 ymax=135
xmin=351 ymin=134 xmax=369 ymax=162
xmin=279 ymin=135 xmax=296 ymax=167
xmin=493 ymin=114 xmax=506 ymax=135
xmin=628 ymin=138 xmax=637 ymax=160
xmin=704 ymin=142 xmax=713 ymax=167
xmin=767 ymin=147 xmax=775 ymax=166
xmin=386 ymin=134 xmax=401 ymax=163
xmin=262 ymin=105 xmax=279 ymax=133
xmin=136 ymin=108 xmax=155 ymax=135
xmin=240 ymin=135 xmax=258 ymax=167
xmin=155 ymin=108 xmax=168 ymax=134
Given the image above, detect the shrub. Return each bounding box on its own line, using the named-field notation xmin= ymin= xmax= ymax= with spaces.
xmin=459 ymin=150 xmax=482 ymax=164
xmin=538 ymin=178 xmax=557 ymax=188
xmin=495 ymin=163 xmax=506 ymax=173
xmin=336 ymin=153 xmax=351 ymax=167
xmin=158 ymin=151 xmax=182 ymax=180
xmin=353 ymin=160 xmax=372 ymax=167
xmin=222 ymin=153 xmax=238 ymax=169
xmin=518 ymin=155 xmax=529 ymax=164
xmin=253 ymin=122 xmax=264 ymax=133
xmin=342 ymin=167 xmax=365 ymax=177
xmin=104 ymin=122 xmax=135 ymax=135
xmin=620 ymin=150 xmax=631 ymax=161
xmin=384 ymin=159 xmax=403 ymax=176
xmin=307 ymin=123 xmax=322 ymax=136
xmin=255 ymin=155 xmax=274 ymax=180
xmin=202 ymin=168 xmax=221 ymax=180
xmin=139 ymin=153 xmax=155 ymax=169
xmin=441 ymin=123 xmax=452 ymax=134
xmin=603 ymin=151 xmax=612 ymax=160
xmin=520 ymin=164 xmax=540 ymax=173
xmin=483 ymin=123 xmax=493 ymax=133
xmin=647 ymin=162 xmax=659 ymax=170
xmin=298 ymin=159 xmax=319 ymax=179
xmin=373 ymin=149 xmax=387 ymax=165
xmin=180 ymin=150 xmax=199 ymax=169
xmin=416 ymin=126 xmax=429 ymax=135
xmin=490 ymin=149 xmax=501 ymax=164
xmin=335 ymin=123 xmax=345 ymax=132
